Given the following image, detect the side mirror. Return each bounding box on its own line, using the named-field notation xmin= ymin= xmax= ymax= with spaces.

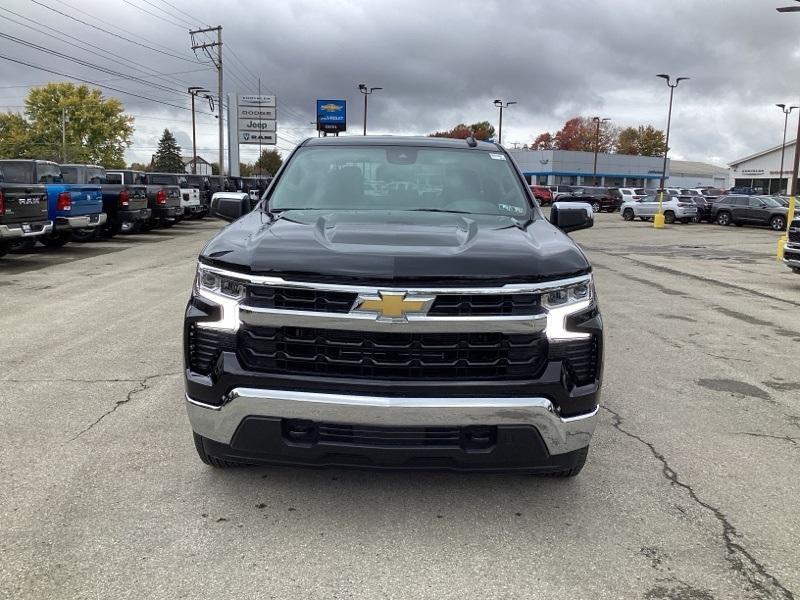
xmin=550 ymin=202 xmax=593 ymax=233
xmin=211 ymin=193 xmax=249 ymax=222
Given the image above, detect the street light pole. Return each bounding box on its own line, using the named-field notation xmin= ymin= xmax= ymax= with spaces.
xmin=776 ymin=104 xmax=798 ymax=194
xmin=493 ymin=99 xmax=517 ymax=146
xmin=358 ymin=83 xmax=382 ymax=135
xmin=591 ymin=116 xmax=611 ymax=185
xmin=655 ymin=73 xmax=689 ymax=228
xmin=188 ymin=87 xmax=210 ymax=175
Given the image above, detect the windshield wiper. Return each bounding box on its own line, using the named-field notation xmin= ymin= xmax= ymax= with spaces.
xmin=405 ymin=208 xmax=474 ymax=214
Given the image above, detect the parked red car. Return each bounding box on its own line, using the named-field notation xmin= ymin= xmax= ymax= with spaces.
xmin=530 ymin=185 xmax=553 ymax=205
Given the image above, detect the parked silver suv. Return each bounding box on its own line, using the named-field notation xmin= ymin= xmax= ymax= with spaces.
xmin=621 ymin=192 xmax=698 ymax=224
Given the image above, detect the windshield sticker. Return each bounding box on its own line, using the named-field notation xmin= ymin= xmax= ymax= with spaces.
xmin=489 ymin=153 xmax=506 ymax=160
xmin=498 ymin=203 xmax=525 ymax=214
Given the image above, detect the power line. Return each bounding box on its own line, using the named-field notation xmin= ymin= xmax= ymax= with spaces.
xmin=157 ymin=0 xmax=205 ymax=27
xmin=119 ymin=0 xmax=187 ymax=29
xmin=30 ymin=0 xmax=205 ymax=64
xmin=0 ymin=53 xmax=214 ymax=115
xmin=0 ymin=32 xmax=196 ymax=102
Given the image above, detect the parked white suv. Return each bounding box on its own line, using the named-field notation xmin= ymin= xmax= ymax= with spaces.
xmin=618 ymin=187 xmax=647 ymax=203
xmin=621 ymin=192 xmax=698 ymax=224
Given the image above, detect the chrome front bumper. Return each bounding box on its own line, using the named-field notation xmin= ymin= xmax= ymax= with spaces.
xmin=186 ymin=388 xmax=599 ymax=456
xmin=0 ymin=221 xmax=53 ymax=239
xmin=783 ymin=244 xmax=800 ymax=269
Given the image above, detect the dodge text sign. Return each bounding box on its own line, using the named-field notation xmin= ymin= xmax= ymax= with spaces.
xmin=238 ymin=106 xmax=276 ymax=120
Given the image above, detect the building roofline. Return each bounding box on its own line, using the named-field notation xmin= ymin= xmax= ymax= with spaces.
xmin=729 ymin=140 xmax=796 ymax=167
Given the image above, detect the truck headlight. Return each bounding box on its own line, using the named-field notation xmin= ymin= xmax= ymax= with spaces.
xmin=543 ymin=278 xmax=594 ymax=340
xmin=193 ymin=264 xmax=244 ymax=331
xmin=195 ymin=265 xmax=246 ymax=300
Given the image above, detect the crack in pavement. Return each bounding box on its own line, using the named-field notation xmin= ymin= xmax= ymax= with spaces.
xmin=68 ymin=372 xmax=181 ymax=441
xmin=737 ymin=432 xmax=799 ymax=447
xmin=1 ymin=377 xmax=142 ymax=384
xmin=602 ymin=405 xmax=795 ymax=600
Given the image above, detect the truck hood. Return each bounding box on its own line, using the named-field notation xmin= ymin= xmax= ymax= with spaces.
xmin=201 ymin=209 xmax=590 ymax=283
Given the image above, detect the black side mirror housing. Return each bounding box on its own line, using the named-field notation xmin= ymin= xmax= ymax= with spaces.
xmin=550 ymin=201 xmax=594 ymax=233
xmin=211 ymin=193 xmax=250 ymax=222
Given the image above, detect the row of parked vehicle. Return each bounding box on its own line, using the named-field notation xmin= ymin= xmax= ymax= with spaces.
xmin=0 ymin=159 xmax=271 ymax=258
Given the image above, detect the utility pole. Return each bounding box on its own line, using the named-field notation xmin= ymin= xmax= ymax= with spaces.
xmin=190 ymin=26 xmax=224 ymax=190
xmin=61 ymin=107 xmax=67 ymax=163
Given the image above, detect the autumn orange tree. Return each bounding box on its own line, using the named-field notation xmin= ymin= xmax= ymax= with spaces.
xmin=429 ymin=121 xmax=495 ymax=140
xmin=531 ymin=118 xmax=665 ymax=156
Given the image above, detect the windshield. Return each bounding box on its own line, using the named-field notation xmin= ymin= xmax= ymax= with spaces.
xmin=756 ymin=196 xmax=782 ymax=207
xmin=148 ymin=174 xmax=177 ymax=185
xmin=0 ymin=161 xmax=36 ymax=183
xmin=269 ymin=146 xmax=531 ymax=216
xmin=87 ymin=167 xmax=105 ymax=184
xmin=60 ymin=166 xmax=78 ymax=184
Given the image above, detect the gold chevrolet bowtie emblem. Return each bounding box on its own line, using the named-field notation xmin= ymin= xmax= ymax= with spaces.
xmin=352 ymin=291 xmax=434 ymax=320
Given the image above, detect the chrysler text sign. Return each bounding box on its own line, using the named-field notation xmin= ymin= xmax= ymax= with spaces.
xmin=316 ymin=99 xmax=346 ymax=132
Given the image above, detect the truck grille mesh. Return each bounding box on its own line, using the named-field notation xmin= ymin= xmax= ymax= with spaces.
xmin=237 ymin=326 xmax=548 ymax=380
xmin=245 ymin=286 xmax=540 ymax=317
xmin=550 ymin=337 xmax=599 ymax=386
xmin=188 ymin=324 xmax=221 ymax=375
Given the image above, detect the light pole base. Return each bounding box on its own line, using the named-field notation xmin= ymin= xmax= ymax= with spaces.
xmin=653 ymin=213 xmax=666 ymax=229
xmin=776 ymin=235 xmax=787 ymax=261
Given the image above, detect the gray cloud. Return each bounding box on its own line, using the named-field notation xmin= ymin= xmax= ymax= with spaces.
xmin=1 ymin=0 xmax=798 ymax=166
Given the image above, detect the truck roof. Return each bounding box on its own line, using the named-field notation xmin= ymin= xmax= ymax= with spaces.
xmin=302 ymin=135 xmax=502 ymax=151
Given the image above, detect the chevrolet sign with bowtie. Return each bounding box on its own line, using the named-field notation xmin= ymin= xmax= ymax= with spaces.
xmin=351 ymin=291 xmax=435 ymax=320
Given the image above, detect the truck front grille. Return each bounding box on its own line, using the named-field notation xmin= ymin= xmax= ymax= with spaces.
xmin=789 ymin=226 xmax=800 ymax=244
xmin=245 ymin=286 xmax=540 ymax=317
xmin=316 ymin=423 xmax=464 ymax=447
xmin=237 ymin=326 xmax=548 ymax=380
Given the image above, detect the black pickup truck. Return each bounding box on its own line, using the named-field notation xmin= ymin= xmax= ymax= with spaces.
xmin=141 ymin=172 xmax=182 ymax=229
xmin=61 ymin=165 xmax=151 ymax=238
xmin=0 ymin=166 xmax=52 ymax=258
xmin=184 ymin=136 xmax=602 ymax=476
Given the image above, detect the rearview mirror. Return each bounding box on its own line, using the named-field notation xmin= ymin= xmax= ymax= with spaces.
xmin=211 ymin=193 xmax=250 ymax=222
xmin=550 ymin=202 xmax=593 ymax=233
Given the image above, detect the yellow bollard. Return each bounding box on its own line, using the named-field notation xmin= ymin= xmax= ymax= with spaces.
xmin=653 ymin=190 xmax=666 ymax=229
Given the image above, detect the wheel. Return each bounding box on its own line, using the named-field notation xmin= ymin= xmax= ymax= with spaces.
xmin=545 ymin=446 xmax=589 ymax=478
xmin=70 ymin=227 xmax=99 ymax=243
xmin=793 ymin=267 xmax=800 ymax=274
xmin=681 ymin=218 xmax=691 ymax=224
xmin=770 ymin=215 xmax=786 ymax=231
xmin=692 ymin=215 xmax=701 ymax=223
xmin=664 ymin=211 xmax=676 ymax=224
xmin=11 ymin=238 xmax=37 ymax=253
xmin=591 ymin=202 xmax=601 ymax=213
xmin=100 ymin=220 xmax=122 ymax=239
xmin=39 ymin=231 xmax=71 ymax=248
xmin=622 ymin=208 xmax=635 ymax=221
xmin=0 ymin=241 xmax=9 ymax=258
xmin=716 ymin=211 xmax=731 ymax=226
xmin=195 ymin=211 xmax=207 ymax=220
xmin=161 ymin=219 xmax=175 ymax=229
xmin=193 ymin=432 xmax=250 ymax=468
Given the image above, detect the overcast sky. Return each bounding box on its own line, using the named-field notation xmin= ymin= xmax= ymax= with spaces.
xmin=1 ymin=0 xmax=798 ymax=167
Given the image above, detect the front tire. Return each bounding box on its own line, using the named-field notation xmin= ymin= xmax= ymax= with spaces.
xmin=193 ymin=433 xmax=250 ymax=468
xmin=681 ymin=217 xmax=691 ymax=224
xmin=770 ymin=215 xmax=786 ymax=231
xmin=623 ymin=208 xmax=635 ymax=221
xmin=716 ymin=211 xmax=731 ymax=226
xmin=664 ymin=211 xmax=676 ymax=224
xmin=591 ymin=202 xmax=601 ymax=213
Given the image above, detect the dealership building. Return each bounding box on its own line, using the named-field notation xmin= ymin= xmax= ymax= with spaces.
xmin=508 ymin=149 xmax=728 ymax=189
xmin=729 ymin=140 xmax=797 ymax=194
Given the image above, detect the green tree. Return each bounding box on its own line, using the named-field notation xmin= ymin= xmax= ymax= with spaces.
xmin=0 ymin=112 xmax=32 ymax=159
xmin=129 ymin=161 xmax=150 ymax=172
xmin=151 ymin=129 xmax=184 ymax=172
xmin=429 ymin=121 xmax=496 ymax=141
xmin=254 ymin=148 xmax=282 ymax=176
xmin=24 ymin=82 xmax=133 ymax=166
xmin=615 ymin=125 xmax=666 ymax=157
xmin=239 ymin=162 xmax=254 ymax=177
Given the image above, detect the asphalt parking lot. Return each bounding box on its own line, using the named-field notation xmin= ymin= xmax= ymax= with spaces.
xmin=1 ymin=214 xmax=798 ymax=600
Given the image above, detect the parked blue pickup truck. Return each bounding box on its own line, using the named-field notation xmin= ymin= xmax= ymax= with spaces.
xmin=0 ymin=160 xmax=105 ymax=248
